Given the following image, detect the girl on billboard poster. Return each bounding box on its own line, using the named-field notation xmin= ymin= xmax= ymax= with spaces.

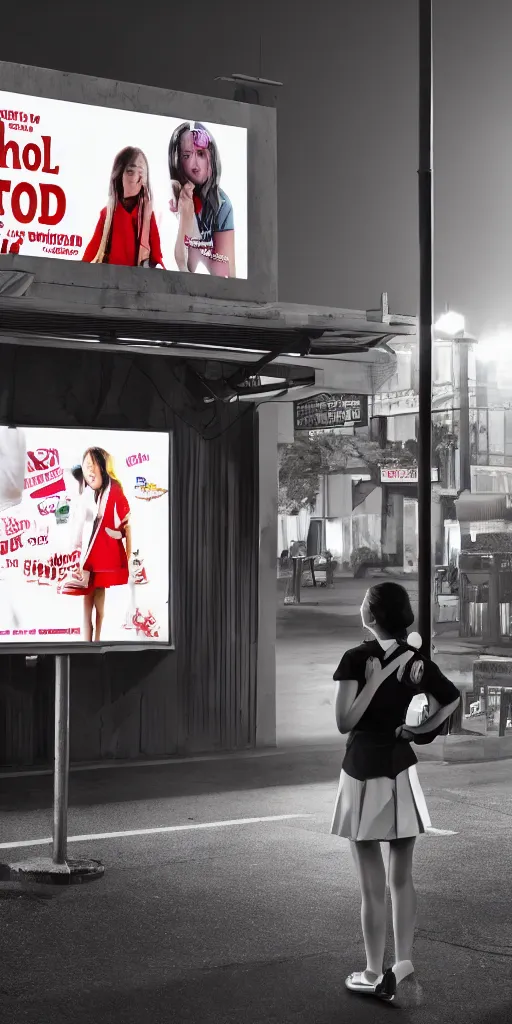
xmin=168 ymin=122 xmax=236 ymax=277
xmin=82 ymin=147 xmax=164 ymax=268
xmin=63 ymin=448 xmax=132 ymax=642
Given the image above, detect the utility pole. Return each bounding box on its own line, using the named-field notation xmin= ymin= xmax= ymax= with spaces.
xmin=458 ymin=340 xmax=471 ymax=492
xmin=417 ymin=0 xmax=434 ymax=656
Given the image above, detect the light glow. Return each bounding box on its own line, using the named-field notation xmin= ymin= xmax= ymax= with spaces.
xmin=475 ymin=327 xmax=512 ymax=363
xmin=434 ymin=311 xmax=465 ymax=337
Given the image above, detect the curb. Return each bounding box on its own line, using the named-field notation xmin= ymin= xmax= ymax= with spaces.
xmin=440 ymin=734 xmax=512 ymax=763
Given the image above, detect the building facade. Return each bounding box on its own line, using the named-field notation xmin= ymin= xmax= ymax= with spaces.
xmin=283 ymin=335 xmax=464 ymax=573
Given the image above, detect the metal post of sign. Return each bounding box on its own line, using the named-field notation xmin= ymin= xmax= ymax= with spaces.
xmin=458 ymin=339 xmax=471 ymax=492
xmin=417 ymin=0 xmax=434 ymax=656
xmin=53 ymin=654 xmax=70 ymax=864
xmin=7 ymin=653 xmax=105 ymax=886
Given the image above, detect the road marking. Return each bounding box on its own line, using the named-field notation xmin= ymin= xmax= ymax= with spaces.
xmin=0 ymin=813 xmax=313 ymax=851
xmin=425 ymin=827 xmax=458 ymax=836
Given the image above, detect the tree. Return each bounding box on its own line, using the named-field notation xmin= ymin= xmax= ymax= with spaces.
xmin=278 ymin=435 xmax=329 ymax=514
xmin=278 ymin=431 xmax=416 ymax=514
xmin=432 ymin=420 xmax=458 ymax=456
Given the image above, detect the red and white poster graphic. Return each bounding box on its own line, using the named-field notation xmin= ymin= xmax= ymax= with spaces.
xmin=0 ymin=427 xmax=170 ymax=646
xmin=25 ymin=447 xmax=65 ymax=499
xmin=0 ymin=91 xmax=247 ymax=279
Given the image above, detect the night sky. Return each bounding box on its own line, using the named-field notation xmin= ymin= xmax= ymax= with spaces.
xmin=1 ymin=0 xmax=511 ymax=335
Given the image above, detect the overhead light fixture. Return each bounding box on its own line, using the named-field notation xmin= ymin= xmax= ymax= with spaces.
xmin=434 ymin=311 xmax=465 ymax=337
xmin=117 ymin=337 xmax=165 ymax=345
xmin=175 ymin=342 xmax=265 ymax=355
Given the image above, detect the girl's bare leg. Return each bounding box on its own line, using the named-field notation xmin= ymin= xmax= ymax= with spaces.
xmin=387 ymin=837 xmax=417 ymax=984
xmin=83 ymin=592 xmax=94 ymax=642
xmin=93 ymin=588 xmax=106 ymax=642
xmin=350 ymin=839 xmax=387 ymax=979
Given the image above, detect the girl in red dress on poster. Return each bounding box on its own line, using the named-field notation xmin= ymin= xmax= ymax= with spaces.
xmin=82 ymin=147 xmax=164 ymax=268
xmin=65 ymin=448 xmax=132 ymax=642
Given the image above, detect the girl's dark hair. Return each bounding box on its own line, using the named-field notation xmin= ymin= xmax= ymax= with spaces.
xmin=82 ymin=447 xmax=111 ymax=502
xmin=367 ymin=582 xmax=414 ymax=638
xmin=168 ymin=121 xmax=222 ymax=218
xmin=110 ymin=146 xmax=152 ymax=203
xmin=71 ymin=464 xmax=84 ymax=494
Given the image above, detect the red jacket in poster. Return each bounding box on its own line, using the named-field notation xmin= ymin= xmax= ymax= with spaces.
xmin=82 ymin=203 xmax=163 ymax=267
xmin=82 ymin=480 xmax=130 ymax=588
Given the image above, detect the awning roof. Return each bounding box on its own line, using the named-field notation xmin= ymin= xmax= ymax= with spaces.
xmin=0 ymin=267 xmax=416 ymax=362
xmin=0 ymin=299 xmax=414 ymax=358
xmin=455 ymin=491 xmax=512 ymax=522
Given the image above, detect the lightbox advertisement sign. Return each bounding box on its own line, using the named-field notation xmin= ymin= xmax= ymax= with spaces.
xmin=0 ymin=91 xmax=247 ymax=279
xmin=0 ymin=427 xmax=170 ymax=648
xmin=294 ymin=394 xmax=368 ymax=431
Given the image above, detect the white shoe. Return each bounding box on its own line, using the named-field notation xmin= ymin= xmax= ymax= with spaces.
xmin=345 ymin=969 xmax=381 ymax=994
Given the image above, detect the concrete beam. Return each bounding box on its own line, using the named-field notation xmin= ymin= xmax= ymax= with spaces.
xmin=0 ymin=258 xmax=417 ymax=339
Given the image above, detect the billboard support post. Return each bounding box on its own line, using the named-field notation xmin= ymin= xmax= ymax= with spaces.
xmin=417 ymin=0 xmax=434 ymax=656
xmin=7 ymin=653 xmax=105 ymax=886
xmin=53 ymin=654 xmax=70 ymax=864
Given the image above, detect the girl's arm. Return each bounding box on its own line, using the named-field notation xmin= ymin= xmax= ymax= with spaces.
xmin=210 ymin=230 xmax=236 ymax=277
xmin=335 ymin=678 xmax=359 ymax=733
xmin=123 ymin=523 xmax=132 ymax=563
xmin=82 ymin=209 xmax=106 ymax=262
xmin=149 ymin=213 xmax=164 ymax=269
xmin=336 ymin=673 xmax=382 ymax=734
xmin=398 ymin=662 xmax=461 ymax=741
xmin=400 ymin=695 xmax=460 ymax=739
xmin=173 ymin=184 xmax=199 ymax=272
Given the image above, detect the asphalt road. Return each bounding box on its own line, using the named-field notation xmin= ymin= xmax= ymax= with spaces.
xmin=0 ymin=572 xmax=510 ymax=1023
xmin=1 ymin=749 xmax=511 ymax=1024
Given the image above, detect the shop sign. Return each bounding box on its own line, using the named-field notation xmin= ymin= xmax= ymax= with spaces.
xmin=372 ymin=383 xmax=456 ymax=416
xmin=380 ymin=466 xmax=439 ymax=483
xmin=474 ymin=660 xmax=512 ymax=684
xmin=294 ymin=394 xmax=368 ymax=431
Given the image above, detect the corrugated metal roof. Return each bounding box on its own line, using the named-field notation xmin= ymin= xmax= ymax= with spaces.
xmin=455 ymin=491 xmax=512 ymax=522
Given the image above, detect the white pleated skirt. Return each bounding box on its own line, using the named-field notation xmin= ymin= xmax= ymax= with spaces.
xmin=330 ymin=765 xmax=431 ymax=842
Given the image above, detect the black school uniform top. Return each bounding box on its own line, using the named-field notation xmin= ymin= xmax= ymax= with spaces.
xmin=334 ymin=638 xmax=460 ymax=782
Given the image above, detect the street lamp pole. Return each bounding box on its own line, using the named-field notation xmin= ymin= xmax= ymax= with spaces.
xmin=417 ymin=0 xmax=434 ymax=656
xmin=458 ymin=340 xmax=471 ymax=492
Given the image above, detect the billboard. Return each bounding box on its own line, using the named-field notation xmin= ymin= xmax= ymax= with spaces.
xmin=294 ymin=394 xmax=368 ymax=431
xmin=0 ymin=427 xmax=171 ymax=649
xmin=0 ymin=90 xmax=247 ymax=279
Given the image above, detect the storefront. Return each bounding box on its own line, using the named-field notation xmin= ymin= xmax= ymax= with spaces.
xmin=455 ymin=492 xmax=512 ymax=642
xmin=380 ymin=465 xmax=440 ymax=571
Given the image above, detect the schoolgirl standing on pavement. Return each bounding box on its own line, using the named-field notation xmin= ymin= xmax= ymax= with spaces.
xmin=331 ymin=582 xmax=460 ymax=1004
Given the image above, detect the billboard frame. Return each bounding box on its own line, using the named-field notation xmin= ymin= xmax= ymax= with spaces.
xmin=0 ymin=424 xmax=174 ymax=655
